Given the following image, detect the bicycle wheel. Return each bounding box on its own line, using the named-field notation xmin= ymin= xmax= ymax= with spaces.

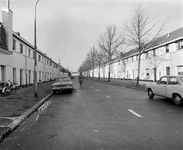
xmin=10 ymin=88 xmax=16 ymax=95
xmin=3 ymin=89 xmax=9 ymax=97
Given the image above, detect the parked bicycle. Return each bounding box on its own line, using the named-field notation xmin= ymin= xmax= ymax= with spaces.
xmin=2 ymin=80 xmax=17 ymax=96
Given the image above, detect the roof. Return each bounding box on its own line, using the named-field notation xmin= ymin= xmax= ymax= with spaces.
xmin=157 ymin=27 xmax=183 ymax=45
xmin=162 ymin=75 xmax=183 ymax=78
xmin=121 ymin=27 xmax=183 ymax=59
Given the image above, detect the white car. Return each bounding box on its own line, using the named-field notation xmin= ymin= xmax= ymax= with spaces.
xmin=51 ymin=75 xmax=73 ymax=94
xmin=147 ymin=75 xmax=183 ymax=106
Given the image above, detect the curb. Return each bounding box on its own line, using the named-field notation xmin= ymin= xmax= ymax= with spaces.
xmin=109 ymin=82 xmax=147 ymax=92
xmin=0 ymin=93 xmax=53 ymax=143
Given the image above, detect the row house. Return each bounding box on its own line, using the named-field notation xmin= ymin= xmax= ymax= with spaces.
xmin=89 ymin=27 xmax=183 ymax=81
xmin=0 ymin=6 xmax=61 ymax=87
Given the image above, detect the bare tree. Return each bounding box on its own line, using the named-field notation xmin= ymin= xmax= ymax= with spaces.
xmin=120 ymin=52 xmax=127 ymax=78
xmin=99 ymin=25 xmax=125 ymax=82
xmin=78 ymin=59 xmax=92 ymax=77
xmin=95 ymin=49 xmax=107 ymax=80
xmin=86 ymin=47 xmax=98 ymax=79
xmin=124 ymin=5 xmax=164 ymax=86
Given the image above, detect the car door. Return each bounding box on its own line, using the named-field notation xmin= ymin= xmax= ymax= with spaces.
xmin=155 ymin=77 xmax=168 ymax=97
xmin=166 ymin=77 xmax=179 ymax=98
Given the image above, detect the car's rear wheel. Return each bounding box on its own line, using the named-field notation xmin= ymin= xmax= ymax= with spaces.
xmin=173 ymin=94 xmax=183 ymax=106
xmin=148 ymin=89 xmax=154 ymax=99
xmin=69 ymin=89 xmax=73 ymax=93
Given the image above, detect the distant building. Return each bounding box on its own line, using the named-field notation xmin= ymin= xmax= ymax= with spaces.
xmin=0 ymin=5 xmax=62 ymax=86
xmin=90 ymin=27 xmax=183 ymax=81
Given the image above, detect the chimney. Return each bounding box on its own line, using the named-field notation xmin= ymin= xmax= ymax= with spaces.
xmin=2 ymin=0 xmax=13 ymax=51
xmin=16 ymin=32 xmax=20 ymax=36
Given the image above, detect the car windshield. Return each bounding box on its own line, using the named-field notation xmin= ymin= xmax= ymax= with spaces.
xmin=56 ymin=77 xmax=71 ymax=82
xmin=180 ymin=77 xmax=183 ymax=83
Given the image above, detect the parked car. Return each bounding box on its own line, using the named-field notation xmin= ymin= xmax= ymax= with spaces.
xmin=51 ymin=75 xmax=73 ymax=94
xmin=146 ymin=75 xmax=183 ymax=106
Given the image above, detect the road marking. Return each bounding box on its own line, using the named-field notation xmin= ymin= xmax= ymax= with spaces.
xmin=36 ymin=115 xmax=39 ymax=121
xmin=167 ymin=109 xmax=173 ymax=112
xmin=38 ymin=102 xmax=50 ymax=112
xmin=96 ymin=89 xmax=99 ymax=92
xmin=106 ymin=95 xmax=110 ymax=98
xmin=20 ymin=127 xmax=26 ymax=132
xmin=94 ymin=130 xmax=99 ymax=132
xmin=128 ymin=109 xmax=142 ymax=118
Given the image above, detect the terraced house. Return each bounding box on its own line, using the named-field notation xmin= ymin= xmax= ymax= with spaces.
xmin=0 ymin=5 xmax=61 ymax=87
xmin=91 ymin=27 xmax=183 ymax=81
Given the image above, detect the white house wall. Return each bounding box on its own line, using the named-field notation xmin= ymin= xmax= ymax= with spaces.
xmin=90 ymin=33 xmax=183 ymax=81
xmin=0 ymin=6 xmax=63 ymax=87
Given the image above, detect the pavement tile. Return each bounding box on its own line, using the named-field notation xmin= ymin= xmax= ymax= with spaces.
xmin=0 ymin=81 xmax=54 ymax=122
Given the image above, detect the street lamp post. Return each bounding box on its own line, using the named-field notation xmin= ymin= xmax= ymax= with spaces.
xmin=34 ymin=0 xmax=40 ymax=97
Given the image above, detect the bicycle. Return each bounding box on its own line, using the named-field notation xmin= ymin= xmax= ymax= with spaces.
xmin=2 ymin=81 xmax=17 ymax=96
xmin=79 ymin=79 xmax=83 ymax=88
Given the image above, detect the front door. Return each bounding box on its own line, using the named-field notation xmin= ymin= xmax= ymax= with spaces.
xmin=1 ymin=66 xmax=5 ymax=83
xmin=155 ymin=76 xmax=168 ymax=97
xmin=20 ymin=69 xmax=23 ymax=86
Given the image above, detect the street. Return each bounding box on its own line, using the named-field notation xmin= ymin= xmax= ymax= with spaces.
xmin=0 ymin=78 xmax=182 ymax=150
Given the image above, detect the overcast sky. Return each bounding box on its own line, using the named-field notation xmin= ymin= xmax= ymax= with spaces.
xmin=0 ymin=0 xmax=182 ymax=72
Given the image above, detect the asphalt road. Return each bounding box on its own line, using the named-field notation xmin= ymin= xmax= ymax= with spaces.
xmin=1 ymin=78 xmax=183 ymax=150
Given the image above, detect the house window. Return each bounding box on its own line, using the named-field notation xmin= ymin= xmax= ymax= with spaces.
xmin=145 ymin=52 xmax=149 ymax=58
xmin=136 ymin=55 xmax=139 ymax=60
xmin=13 ymin=39 xmax=16 ymax=50
xmin=33 ymin=51 xmax=35 ymax=58
xmin=20 ymin=43 xmax=23 ymax=53
xmin=153 ymin=49 xmax=156 ymax=56
xmin=177 ymin=66 xmax=183 ymax=75
xmin=28 ymin=49 xmax=31 ymax=57
xmin=166 ymin=67 xmax=170 ymax=75
xmin=146 ymin=68 xmax=149 ymax=79
xmin=165 ymin=44 xmax=169 ymax=53
xmin=38 ymin=55 xmax=41 ymax=61
xmin=176 ymin=40 xmax=183 ymax=50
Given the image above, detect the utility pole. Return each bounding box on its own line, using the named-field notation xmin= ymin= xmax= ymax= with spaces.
xmin=34 ymin=0 xmax=40 ymax=97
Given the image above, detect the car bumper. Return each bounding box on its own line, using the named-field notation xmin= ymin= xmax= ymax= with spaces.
xmin=52 ymin=86 xmax=73 ymax=91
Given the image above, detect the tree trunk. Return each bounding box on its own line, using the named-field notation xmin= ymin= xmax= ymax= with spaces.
xmin=103 ymin=67 xmax=105 ymax=81
xmin=154 ymin=68 xmax=157 ymax=82
xmin=108 ymin=61 xmax=111 ymax=82
xmin=136 ymin=53 xmax=141 ymax=86
xmin=98 ymin=66 xmax=100 ymax=80
xmin=92 ymin=68 xmax=94 ymax=79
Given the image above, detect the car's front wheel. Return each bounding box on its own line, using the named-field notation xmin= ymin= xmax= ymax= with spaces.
xmin=148 ymin=89 xmax=154 ymax=99
xmin=173 ymin=94 xmax=183 ymax=106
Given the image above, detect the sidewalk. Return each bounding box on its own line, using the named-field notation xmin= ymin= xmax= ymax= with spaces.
xmin=0 ymin=81 xmax=54 ymax=142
